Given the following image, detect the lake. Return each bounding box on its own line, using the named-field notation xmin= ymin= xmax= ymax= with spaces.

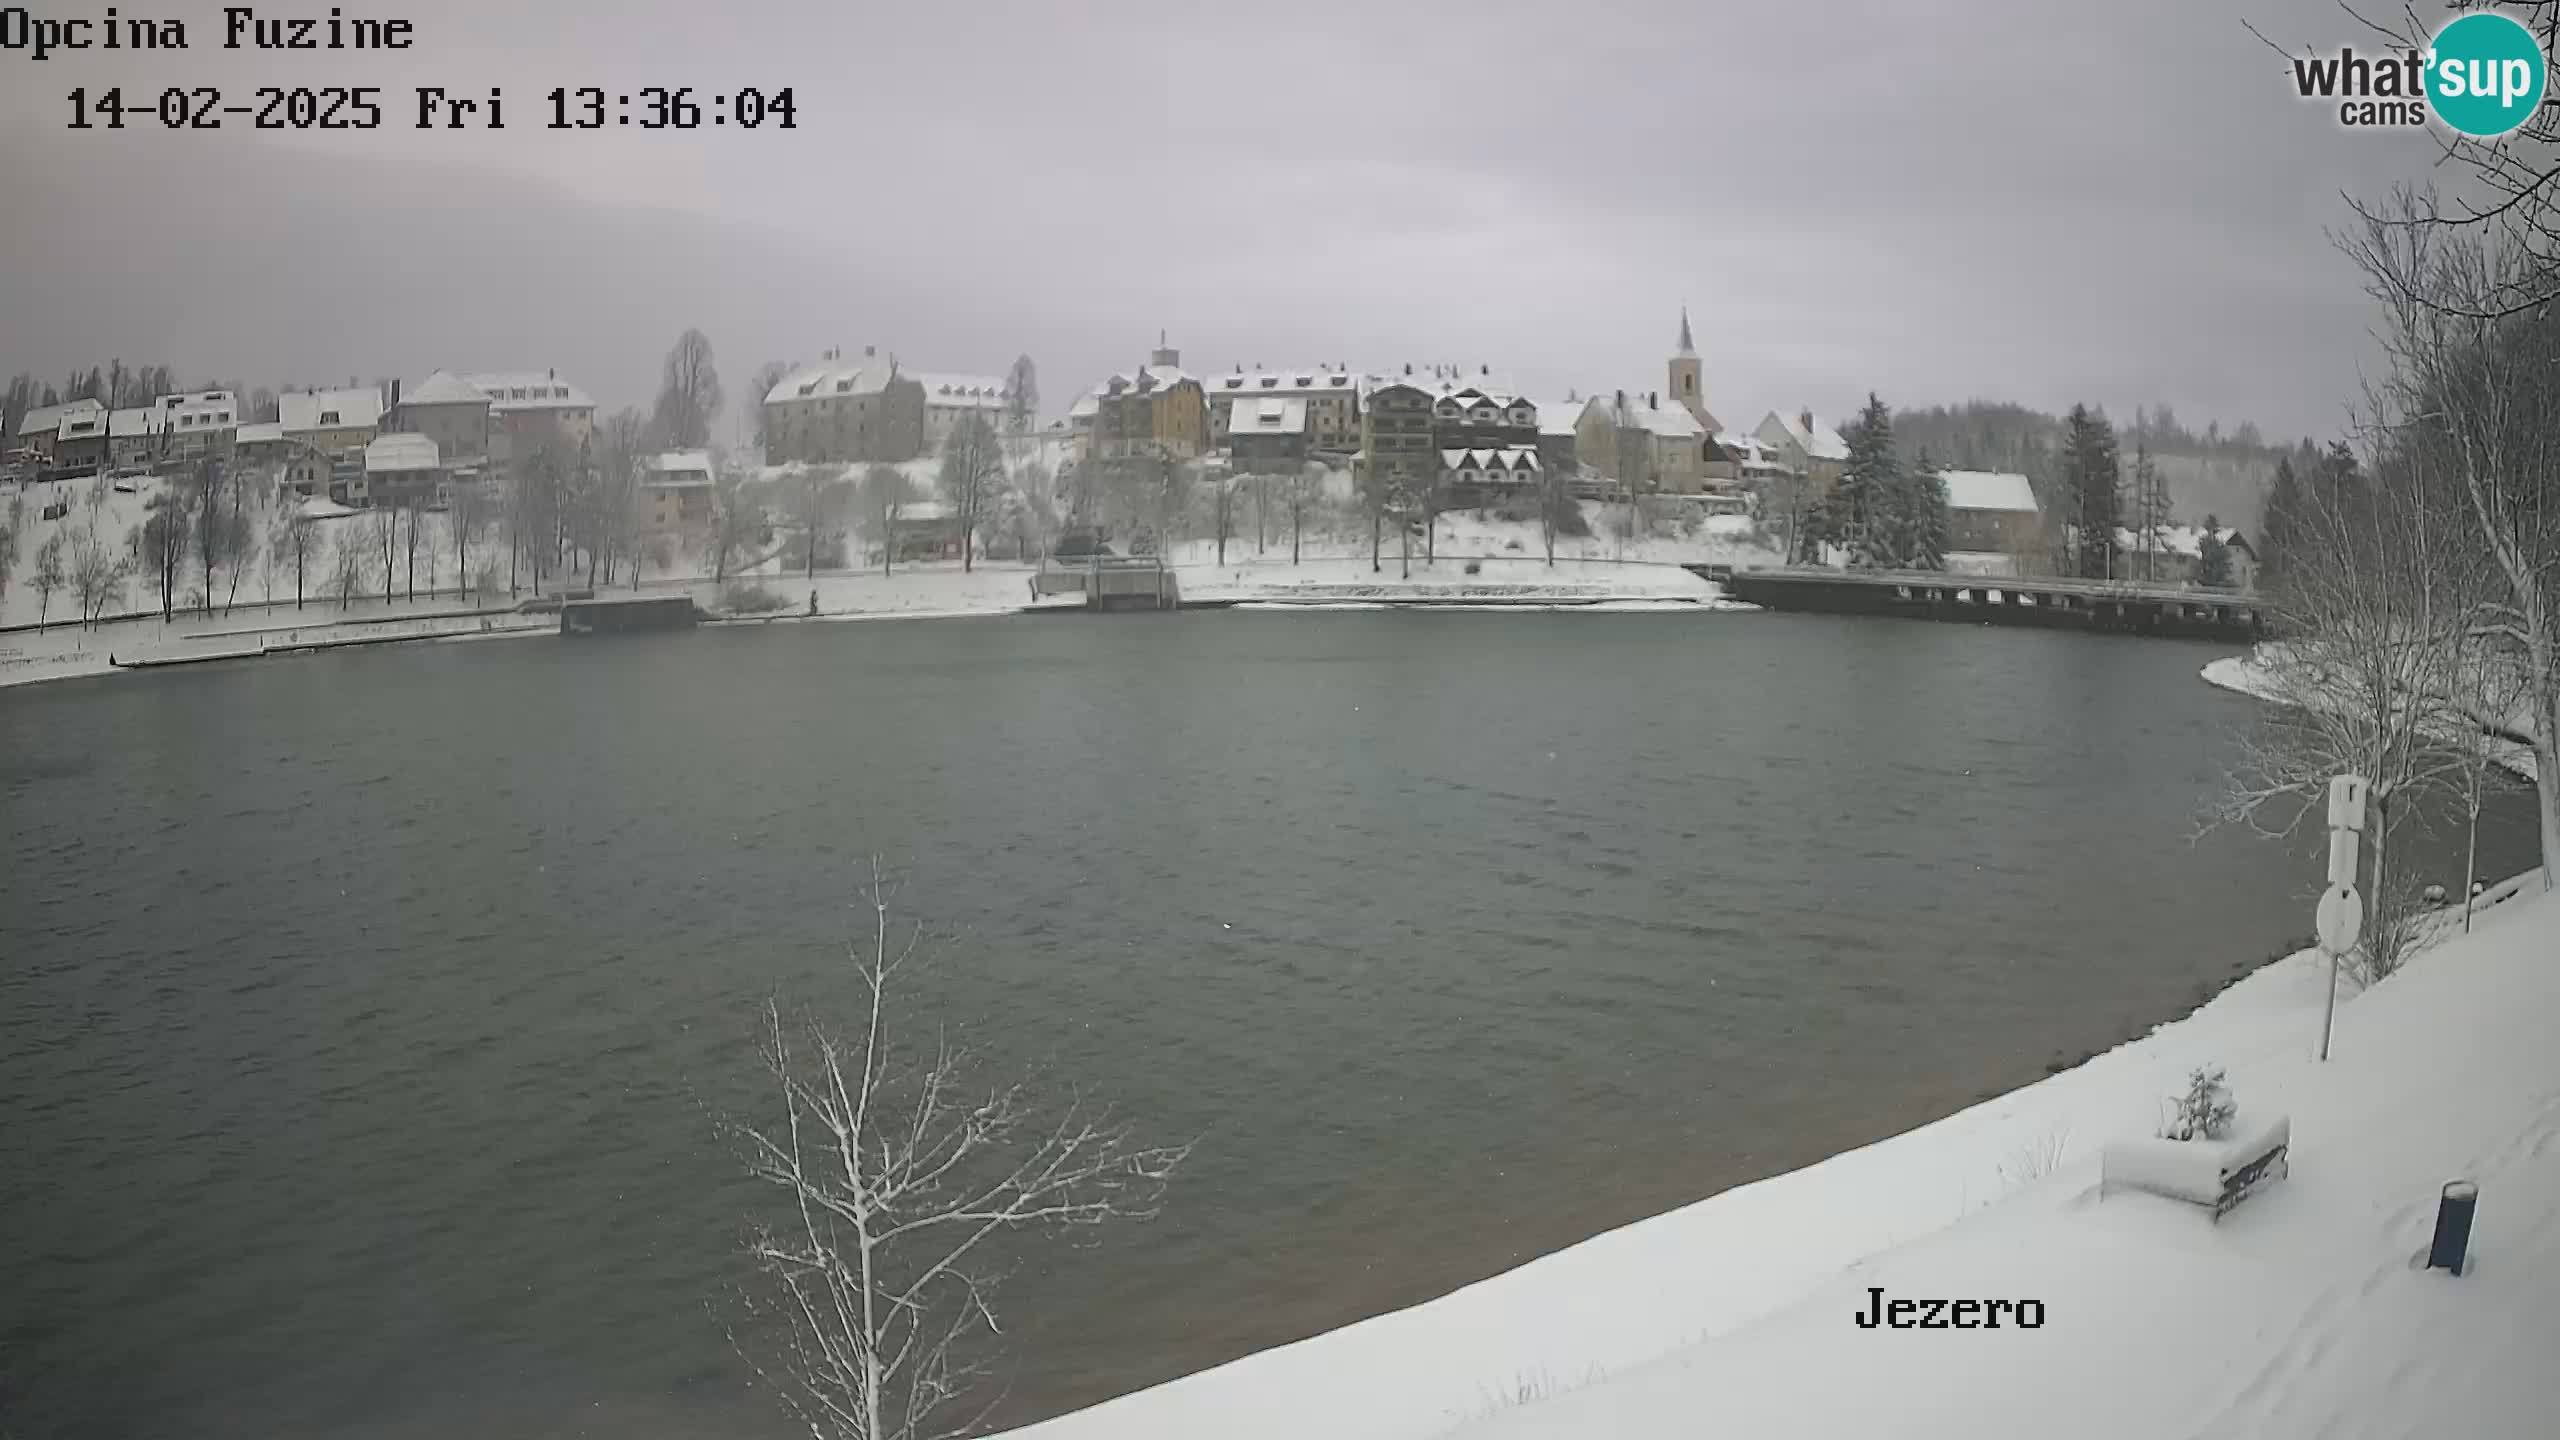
xmin=0 ymin=610 xmax=2535 ymax=1438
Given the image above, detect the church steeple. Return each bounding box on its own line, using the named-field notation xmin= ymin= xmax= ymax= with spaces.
xmin=1668 ymin=303 xmax=1710 ymax=430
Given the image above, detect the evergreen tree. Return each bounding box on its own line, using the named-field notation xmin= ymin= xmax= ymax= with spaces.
xmin=2129 ymin=442 xmax=2171 ymax=582
xmin=1837 ymin=392 xmax=1901 ymax=568
xmin=2061 ymin=403 xmax=2121 ymax=579
xmin=1907 ymin=448 xmax=1951 ymax=570
xmin=2196 ymin=513 xmax=2234 ymax=589
xmin=2259 ymin=455 xmax=2304 ymax=588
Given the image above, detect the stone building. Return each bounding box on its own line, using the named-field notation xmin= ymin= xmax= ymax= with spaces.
xmin=762 ymin=348 xmax=927 ymax=465
xmin=1208 ymin=365 xmax=1365 ymax=456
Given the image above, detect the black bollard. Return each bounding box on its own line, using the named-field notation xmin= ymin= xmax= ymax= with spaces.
xmin=2427 ymin=1180 xmax=2478 ymax=1276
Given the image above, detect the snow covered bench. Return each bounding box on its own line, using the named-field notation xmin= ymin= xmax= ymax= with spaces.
xmin=2100 ymin=1114 xmax=2290 ymax=1221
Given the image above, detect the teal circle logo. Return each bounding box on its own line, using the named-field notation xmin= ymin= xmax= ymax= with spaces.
xmin=2427 ymin=12 xmax=2548 ymax=137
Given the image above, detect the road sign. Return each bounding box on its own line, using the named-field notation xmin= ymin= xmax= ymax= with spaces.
xmin=2316 ymin=883 xmax=2365 ymax=955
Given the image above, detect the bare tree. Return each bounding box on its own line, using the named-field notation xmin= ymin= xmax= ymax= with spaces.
xmin=725 ymin=870 xmax=1189 ymax=1440
xmin=370 ymin=503 xmax=399 ymax=604
xmin=704 ymin=468 xmax=766 ymax=587
xmin=750 ymin=361 xmax=794 ymax=453
xmin=790 ymin=464 xmax=851 ymax=579
xmin=1002 ymin=355 xmax=1039 ymax=442
xmin=2347 ymin=199 xmax=2560 ymax=880
xmin=863 ymin=464 xmax=912 ymax=577
xmin=68 ymin=522 xmax=128 ymax=627
xmin=448 ymin=482 xmax=489 ymax=602
xmin=1288 ymin=462 xmax=1320 ymax=566
xmin=936 ymin=416 xmax=1005 ymax=573
xmin=329 ymin=525 xmax=367 ymax=610
xmin=2213 ymin=433 xmax=2479 ymax=979
xmin=136 ymin=493 xmax=190 ymax=622
xmin=31 ymin=530 xmax=65 ymax=629
xmin=654 ymin=328 xmax=725 ymax=450
xmin=1208 ymin=468 xmax=1242 ymax=568
xmin=259 ymin=502 xmax=289 ymax=605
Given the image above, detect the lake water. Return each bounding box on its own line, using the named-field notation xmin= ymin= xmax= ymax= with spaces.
xmin=0 ymin=610 xmax=2536 ymax=1438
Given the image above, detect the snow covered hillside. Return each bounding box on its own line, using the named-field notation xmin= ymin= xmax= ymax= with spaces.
xmin=996 ymin=874 xmax=2559 ymax=1440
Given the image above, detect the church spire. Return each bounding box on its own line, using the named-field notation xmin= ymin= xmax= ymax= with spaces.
xmin=1676 ymin=304 xmax=1697 ymax=357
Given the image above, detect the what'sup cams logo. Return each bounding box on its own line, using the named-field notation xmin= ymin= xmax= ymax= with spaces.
xmin=2289 ymin=9 xmax=2549 ymax=134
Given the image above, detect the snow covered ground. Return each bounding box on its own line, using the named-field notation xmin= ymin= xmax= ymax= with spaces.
xmin=2201 ymin=648 xmax=2543 ymax=784
xmin=996 ymin=869 xmax=2557 ymax=1440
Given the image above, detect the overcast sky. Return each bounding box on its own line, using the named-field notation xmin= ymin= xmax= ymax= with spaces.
xmin=0 ymin=0 xmax=2455 ymax=444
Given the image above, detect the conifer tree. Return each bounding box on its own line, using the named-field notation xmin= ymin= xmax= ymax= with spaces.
xmin=2061 ymin=403 xmax=2121 ymax=579
xmin=1838 ymin=392 xmax=1901 ymax=568
xmin=2196 ymin=513 xmax=2234 ymax=589
xmin=1907 ymin=448 xmax=1951 ymax=570
xmin=2259 ymin=455 xmax=2304 ymax=588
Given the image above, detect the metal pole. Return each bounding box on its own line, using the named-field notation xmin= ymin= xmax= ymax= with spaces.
xmin=2318 ymin=951 xmax=2338 ymax=1062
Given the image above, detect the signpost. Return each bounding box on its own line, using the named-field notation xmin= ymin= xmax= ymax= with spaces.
xmin=2317 ymin=774 xmax=2369 ymax=1062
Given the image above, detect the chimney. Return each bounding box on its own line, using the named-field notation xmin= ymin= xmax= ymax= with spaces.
xmin=1800 ymin=408 xmax=1814 ymax=435
xmin=1649 ymin=391 xmax=1658 ymax=409
xmin=1615 ymin=388 xmax=1627 ymax=409
xmin=864 ymin=345 xmax=876 ymax=358
xmin=390 ymin=378 xmax=402 ymax=411
xmin=1480 ymin=363 xmax=1489 ymax=376
xmin=547 ymin=367 xmax=555 ymax=380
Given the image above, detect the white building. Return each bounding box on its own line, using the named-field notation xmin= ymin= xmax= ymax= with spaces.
xmin=359 ymin=432 xmax=443 ymax=507
xmin=159 ymin=390 xmax=239 ymax=460
xmin=1753 ymin=408 xmax=1850 ymax=480
xmin=639 ymin=449 xmax=716 ymax=532
xmin=914 ymin=373 xmax=1014 ymax=452
xmin=1208 ymin=366 xmax=1367 ymax=454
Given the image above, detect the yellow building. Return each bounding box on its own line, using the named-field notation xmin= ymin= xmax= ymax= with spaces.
xmin=1090 ymin=338 xmax=1206 ymax=459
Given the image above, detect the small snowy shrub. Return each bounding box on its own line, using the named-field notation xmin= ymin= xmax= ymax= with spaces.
xmin=2161 ymin=1065 xmax=2237 ymax=1142
xmin=1464 ymin=560 xmax=1482 ymax=575
xmin=721 ymin=581 xmax=790 ymax=614
xmin=1998 ymin=1126 xmax=2072 ymax=1190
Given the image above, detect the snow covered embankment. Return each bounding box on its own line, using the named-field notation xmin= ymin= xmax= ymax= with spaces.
xmin=999 ymin=876 xmax=2559 ymax=1440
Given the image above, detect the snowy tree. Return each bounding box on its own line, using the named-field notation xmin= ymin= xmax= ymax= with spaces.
xmin=2161 ymin=1066 xmax=2236 ymax=1142
xmin=68 ymin=523 xmax=128 ymax=627
xmin=1906 ymin=449 xmax=1951 ymax=571
xmin=136 ymin=493 xmax=190 ymax=621
xmin=653 ymin=328 xmax=725 ymax=450
xmin=2195 ymin=517 xmax=2234 ymax=590
xmin=2129 ymin=443 xmax=2171 ymax=583
xmin=725 ymin=868 xmax=1189 ymax=1440
xmin=1003 ymin=355 xmax=1039 ymax=440
xmin=2258 ymin=455 xmax=2305 ymax=588
xmin=862 ymin=464 xmax=913 ymax=576
xmin=328 ymin=526 xmax=367 ymax=609
xmin=2061 ymin=404 xmax=2121 ymax=579
xmin=31 ymin=530 xmax=64 ymax=629
xmin=749 ymin=361 xmax=793 ymax=452
xmin=790 ymin=463 xmax=852 ymax=579
xmin=1834 ymin=393 xmax=1900 ymax=568
xmin=1208 ymin=468 xmax=1243 ymax=568
xmin=936 ymin=415 xmax=1005 ymax=573
xmin=704 ymin=469 xmax=766 ymax=586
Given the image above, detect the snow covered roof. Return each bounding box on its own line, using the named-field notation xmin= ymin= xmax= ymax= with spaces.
xmin=234 ymin=421 xmax=286 ymax=446
xmin=1101 ymin=363 xmax=1196 ymax=395
xmin=58 ymin=409 xmax=104 ymax=439
xmin=365 ymin=433 xmax=441 ymax=473
xmin=295 ymin=495 xmax=360 ymax=521
xmin=916 ymin=373 xmax=1011 ymax=410
xmin=1941 ymin=469 xmax=2039 ymax=514
xmin=641 ymin=449 xmax=714 ymax=487
xmin=768 ymin=356 xmax=903 ymax=406
xmin=463 ymin=372 xmax=590 ymax=413
xmin=1233 ymin=396 xmax=1309 ymax=435
xmin=1210 ymin=367 xmax=1366 ymax=397
xmin=1066 ymin=390 xmax=1100 ymax=421
xmin=1715 ymin=430 xmax=1788 ymax=470
xmin=17 ymin=398 xmax=103 ymax=438
xmin=2115 ymin=523 xmax=2246 ymax=557
xmin=1439 ymin=446 xmax=1541 ymax=472
xmin=1532 ymin=398 xmax=1595 ymax=437
xmin=403 ymin=370 xmax=488 ymax=406
xmin=1613 ymin=395 xmax=1704 ymax=439
xmin=279 ymin=387 xmax=384 ymax=433
xmin=1760 ymin=409 xmax=1850 ymax=462
xmin=108 ymin=406 xmax=166 ymax=439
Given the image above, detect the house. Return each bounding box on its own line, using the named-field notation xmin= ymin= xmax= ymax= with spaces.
xmin=106 ymin=406 xmax=168 ymax=469
xmin=1437 ymin=445 xmax=1542 ymax=505
xmin=1586 ymin=390 xmax=1708 ymax=496
xmin=884 ymin=496 xmax=961 ymax=562
xmin=53 ymin=405 xmax=108 ymax=472
xmin=638 ymin=449 xmax=716 ymax=532
xmin=915 ymin=374 xmax=1014 ymax=452
xmin=1942 ymin=469 xmax=2045 ymax=558
xmin=358 ymin=432 xmax=443 ymax=507
xmin=1208 ymin=366 xmax=1366 ymax=456
xmin=1227 ymin=394 xmax=1312 ymax=471
xmin=1754 ymin=408 xmax=1850 ymax=491
xmin=232 ymin=421 xmax=290 ymax=472
xmin=466 ymin=371 xmax=593 ymax=473
xmin=279 ymin=386 xmax=384 ymax=456
xmin=1358 ymin=376 xmax=1437 ymax=496
xmin=1090 ymin=338 xmax=1207 ymax=460
xmin=16 ymin=398 xmax=104 ymax=462
xmin=1532 ymin=397 xmax=1596 ymax=476
xmin=386 ymin=370 xmax=590 ymax=473
xmin=158 ymin=391 xmax=239 ymax=461
xmin=1423 ymin=371 xmax=1538 ymax=453
xmin=763 ymin=348 xmax=926 ymax=465
xmin=2115 ymin=523 xmax=2258 ymax=589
